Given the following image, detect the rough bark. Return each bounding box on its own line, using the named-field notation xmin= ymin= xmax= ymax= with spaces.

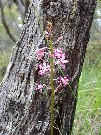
xmin=0 ymin=0 xmax=96 ymax=135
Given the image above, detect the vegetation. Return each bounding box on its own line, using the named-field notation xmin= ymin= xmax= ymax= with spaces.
xmin=72 ymin=47 xmax=101 ymax=134
xmin=0 ymin=50 xmax=11 ymax=82
xmin=0 ymin=0 xmax=101 ymax=134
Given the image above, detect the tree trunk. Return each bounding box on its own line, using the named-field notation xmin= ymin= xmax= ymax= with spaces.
xmin=0 ymin=0 xmax=96 ymax=135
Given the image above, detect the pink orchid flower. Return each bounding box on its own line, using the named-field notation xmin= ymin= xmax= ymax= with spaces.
xmin=38 ymin=62 xmax=50 ymax=76
xmin=60 ymin=76 xmax=69 ymax=86
xmin=36 ymin=47 xmax=47 ymax=60
xmin=55 ymin=53 xmax=69 ymax=70
xmin=57 ymin=75 xmax=69 ymax=87
xmin=54 ymin=48 xmax=63 ymax=59
xmin=56 ymin=60 xmax=67 ymax=70
xmin=55 ymin=36 xmax=63 ymax=44
xmin=35 ymin=84 xmax=45 ymax=91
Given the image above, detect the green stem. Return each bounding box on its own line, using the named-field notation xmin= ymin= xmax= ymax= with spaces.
xmin=50 ymin=40 xmax=54 ymax=135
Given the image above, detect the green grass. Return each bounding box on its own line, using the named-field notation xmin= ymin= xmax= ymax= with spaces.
xmin=72 ymin=50 xmax=101 ymax=135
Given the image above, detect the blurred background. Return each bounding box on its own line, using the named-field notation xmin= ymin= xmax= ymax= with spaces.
xmin=0 ymin=0 xmax=101 ymax=134
xmin=0 ymin=0 xmax=29 ymax=81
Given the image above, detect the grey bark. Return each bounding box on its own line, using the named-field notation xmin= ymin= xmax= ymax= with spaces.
xmin=0 ymin=0 xmax=96 ymax=135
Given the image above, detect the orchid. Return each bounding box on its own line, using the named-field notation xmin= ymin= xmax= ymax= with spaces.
xmin=57 ymin=75 xmax=69 ymax=87
xmin=54 ymin=50 xmax=69 ymax=70
xmin=36 ymin=47 xmax=47 ymax=60
xmin=35 ymin=22 xmax=69 ymax=93
xmin=38 ymin=62 xmax=50 ymax=76
xmin=35 ymin=84 xmax=45 ymax=91
xmin=55 ymin=55 xmax=69 ymax=70
xmin=34 ymin=22 xmax=70 ymax=135
xmin=54 ymin=48 xmax=63 ymax=59
xmin=55 ymin=36 xmax=63 ymax=44
xmin=60 ymin=76 xmax=69 ymax=86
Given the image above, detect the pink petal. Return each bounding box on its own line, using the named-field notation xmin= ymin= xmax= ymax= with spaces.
xmin=35 ymin=84 xmax=45 ymax=91
xmin=62 ymin=60 xmax=69 ymax=64
xmin=56 ymin=36 xmax=63 ymax=42
xmin=38 ymin=63 xmax=50 ymax=76
xmin=36 ymin=47 xmax=47 ymax=54
xmin=36 ymin=47 xmax=47 ymax=60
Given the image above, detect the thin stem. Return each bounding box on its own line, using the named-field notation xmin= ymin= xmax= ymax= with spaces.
xmin=50 ymin=40 xmax=54 ymax=135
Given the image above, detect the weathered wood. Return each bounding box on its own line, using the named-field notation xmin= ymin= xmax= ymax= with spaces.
xmin=0 ymin=0 xmax=96 ymax=135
